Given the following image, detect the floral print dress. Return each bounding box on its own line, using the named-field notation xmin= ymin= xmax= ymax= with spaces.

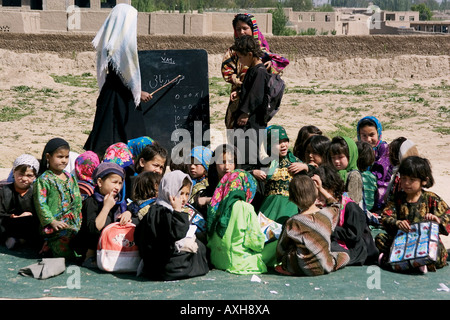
xmin=34 ymin=170 xmax=82 ymax=259
xmin=375 ymin=190 xmax=450 ymax=270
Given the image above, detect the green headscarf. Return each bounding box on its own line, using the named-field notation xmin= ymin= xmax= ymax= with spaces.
xmin=266 ymin=125 xmax=299 ymax=179
xmin=338 ymin=136 xmax=359 ymax=182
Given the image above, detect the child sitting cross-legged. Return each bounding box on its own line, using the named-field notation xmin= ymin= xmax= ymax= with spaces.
xmin=275 ymin=174 xmax=350 ymax=276
xmin=0 ymin=154 xmax=41 ymax=250
xmin=134 ymin=170 xmax=209 ymax=281
xmin=76 ymin=162 xmax=138 ymax=268
xmin=329 ymin=136 xmax=363 ymax=205
xmin=375 ymin=156 xmax=450 ymax=273
xmin=207 ymin=169 xmax=267 ymax=275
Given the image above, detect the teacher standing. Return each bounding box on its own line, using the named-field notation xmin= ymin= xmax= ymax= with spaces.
xmin=84 ymin=4 xmax=152 ymax=157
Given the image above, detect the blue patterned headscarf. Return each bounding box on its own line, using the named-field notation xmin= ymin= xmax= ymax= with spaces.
xmin=128 ymin=136 xmax=154 ymax=161
xmin=190 ymin=146 xmax=213 ymax=171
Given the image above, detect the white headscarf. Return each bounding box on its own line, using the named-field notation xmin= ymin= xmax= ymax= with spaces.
xmin=156 ymin=170 xmax=192 ymax=211
xmin=92 ymin=4 xmax=141 ymax=107
xmin=398 ymin=139 xmax=416 ymax=162
xmin=6 ymin=154 xmax=40 ymax=183
xmin=385 ymin=139 xmax=419 ymax=202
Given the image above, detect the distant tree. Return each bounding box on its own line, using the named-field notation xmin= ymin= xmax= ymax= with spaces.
xmin=424 ymin=0 xmax=440 ymax=11
xmin=317 ymin=3 xmax=334 ymax=11
xmin=203 ymin=0 xmax=236 ymax=9
xmin=441 ymin=0 xmax=450 ymax=10
xmin=411 ymin=3 xmax=433 ymax=20
xmin=178 ymin=0 xmax=186 ymax=12
xmin=197 ymin=0 xmax=205 ymax=12
xmin=269 ymin=3 xmax=297 ymax=35
xmin=287 ymin=0 xmax=314 ymax=11
xmin=235 ymin=0 xmax=257 ymax=8
xmin=269 ymin=3 xmax=288 ymax=35
xmin=396 ymin=0 xmax=411 ymax=11
xmin=131 ymin=0 xmax=155 ymax=11
xmin=331 ymin=0 xmax=369 ymax=7
xmin=254 ymin=0 xmax=279 ymax=6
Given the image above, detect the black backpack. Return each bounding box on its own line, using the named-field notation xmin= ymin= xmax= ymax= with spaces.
xmin=264 ymin=73 xmax=285 ymax=123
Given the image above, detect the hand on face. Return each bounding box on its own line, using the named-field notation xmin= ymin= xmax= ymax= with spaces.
xmin=169 ymin=185 xmax=191 ymax=212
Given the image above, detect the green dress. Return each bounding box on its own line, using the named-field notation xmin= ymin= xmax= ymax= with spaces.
xmin=207 ymin=169 xmax=267 ymax=275
xmin=259 ymin=153 xmax=301 ymax=225
xmin=259 ymin=152 xmax=312 ymax=268
xmin=208 ymin=201 xmax=267 ymax=275
xmin=34 ymin=170 xmax=82 ymax=259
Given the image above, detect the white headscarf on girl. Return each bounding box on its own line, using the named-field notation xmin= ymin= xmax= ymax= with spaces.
xmin=385 ymin=139 xmax=419 ymax=202
xmin=156 ymin=170 xmax=192 ymax=211
xmin=92 ymin=3 xmax=141 ymax=107
xmin=398 ymin=139 xmax=417 ymax=163
xmin=6 ymin=154 xmax=40 ymax=183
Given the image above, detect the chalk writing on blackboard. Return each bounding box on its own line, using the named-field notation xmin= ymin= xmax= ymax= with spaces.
xmin=148 ymin=74 xmax=185 ymax=91
xmin=161 ymin=56 xmax=176 ymax=65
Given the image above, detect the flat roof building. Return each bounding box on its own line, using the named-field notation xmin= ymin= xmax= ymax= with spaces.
xmin=284 ymin=7 xmax=420 ymax=35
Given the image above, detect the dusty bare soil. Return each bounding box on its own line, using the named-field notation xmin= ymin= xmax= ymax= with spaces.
xmin=0 ymin=34 xmax=448 ymax=203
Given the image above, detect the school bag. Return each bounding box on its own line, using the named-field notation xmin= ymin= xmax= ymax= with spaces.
xmin=388 ymin=221 xmax=440 ymax=271
xmin=97 ymin=222 xmax=141 ymax=273
xmin=264 ymin=73 xmax=285 ymax=123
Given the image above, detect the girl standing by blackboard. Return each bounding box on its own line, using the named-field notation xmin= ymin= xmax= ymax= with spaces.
xmin=84 ymin=4 xmax=152 ymax=157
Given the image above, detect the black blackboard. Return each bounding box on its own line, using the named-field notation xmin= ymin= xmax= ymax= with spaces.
xmin=138 ymin=49 xmax=210 ymax=159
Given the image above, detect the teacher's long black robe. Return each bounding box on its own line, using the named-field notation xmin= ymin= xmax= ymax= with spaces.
xmin=84 ymin=65 xmax=147 ymax=157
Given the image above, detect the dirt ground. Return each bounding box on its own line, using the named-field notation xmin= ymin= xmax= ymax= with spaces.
xmin=0 ymin=44 xmax=448 ymax=203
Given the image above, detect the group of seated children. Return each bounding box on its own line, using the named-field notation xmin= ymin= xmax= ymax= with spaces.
xmin=0 ymin=115 xmax=449 ymax=280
